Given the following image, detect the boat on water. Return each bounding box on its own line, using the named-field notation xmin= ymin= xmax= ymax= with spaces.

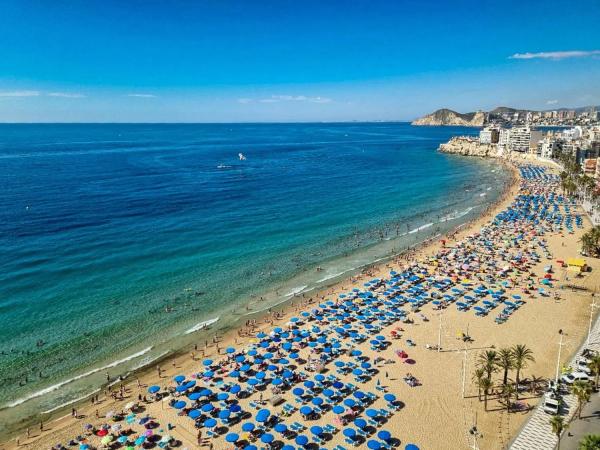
xmin=238 ymin=152 xmax=246 ymax=161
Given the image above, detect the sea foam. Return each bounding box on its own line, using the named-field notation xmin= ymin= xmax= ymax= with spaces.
xmin=184 ymin=317 xmax=220 ymax=334
xmin=2 ymin=346 xmax=153 ymax=409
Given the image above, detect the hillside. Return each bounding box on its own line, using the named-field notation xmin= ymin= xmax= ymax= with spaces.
xmin=411 ymin=108 xmax=486 ymax=126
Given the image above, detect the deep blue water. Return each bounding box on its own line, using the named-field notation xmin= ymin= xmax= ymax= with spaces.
xmin=0 ymin=123 xmax=509 ymax=429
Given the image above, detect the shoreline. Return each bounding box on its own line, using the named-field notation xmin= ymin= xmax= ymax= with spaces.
xmin=0 ymin=158 xmax=518 ymax=445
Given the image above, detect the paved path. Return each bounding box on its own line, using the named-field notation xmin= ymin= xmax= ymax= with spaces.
xmin=510 ymin=313 xmax=600 ymax=450
xmin=561 ymin=389 xmax=600 ymax=450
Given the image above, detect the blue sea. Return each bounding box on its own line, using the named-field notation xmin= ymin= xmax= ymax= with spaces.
xmin=0 ymin=123 xmax=509 ymax=432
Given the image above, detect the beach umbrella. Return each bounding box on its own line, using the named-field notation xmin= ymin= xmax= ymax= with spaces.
xmin=225 ymin=433 xmax=239 ymax=443
xmin=242 ymin=422 xmax=255 ymax=432
xmin=343 ymin=428 xmax=356 ymax=438
xmin=344 ymin=398 xmax=356 ymax=407
xmin=354 ymin=418 xmax=367 ymax=429
xmin=79 ymin=445 xmax=90 ymax=450
xmin=295 ymin=435 xmax=309 ymax=446
xmin=292 ymin=387 xmax=304 ymax=396
xmin=229 ymin=404 xmax=242 ymax=413
xmin=226 ymin=347 xmax=236 ymax=354
xmin=354 ymin=391 xmax=366 ymax=400
xmin=256 ymin=409 xmax=271 ymax=423
xmin=217 ymin=392 xmax=229 ymax=401
xmin=235 ymin=355 xmax=246 ymax=363
xmin=378 ymin=430 xmax=392 ymax=441
xmin=188 ymin=392 xmax=202 ymax=401
xmin=332 ymin=405 xmax=345 ymax=414
xmin=172 ymin=400 xmax=186 ymax=409
xmin=134 ymin=437 xmax=145 ymax=446
xmin=173 ymin=375 xmax=185 ymax=384
xmin=219 ymin=410 xmax=231 ymax=420
xmin=230 ymin=384 xmax=241 ymax=394
xmin=333 ymin=381 xmax=344 ymax=389
xmin=303 ymin=380 xmax=315 ymax=389
xmin=366 ymin=408 xmax=379 ymax=418
xmin=384 ymin=393 xmax=396 ymax=402
xmin=261 ymin=433 xmax=274 ymax=444
xmin=311 ymin=397 xmax=323 ymax=406
xmin=201 ymin=403 xmax=214 ymax=412
xmin=118 ymin=436 xmax=128 ymax=444
xmin=272 ymin=378 xmax=283 ymax=385
xmin=310 ymin=425 xmax=323 ymax=436
xmin=229 ymin=370 xmax=241 ymax=378
xmin=322 ymin=388 xmax=334 ymax=397
xmin=101 ymin=436 xmax=113 ymax=445
xmin=204 ymin=418 xmax=217 ymax=428
xmin=282 ymin=446 xmax=296 ymax=450
xmin=314 ymin=374 xmax=325 ymax=382
xmin=274 ymin=423 xmax=288 ymax=433
xmin=367 ymin=440 xmax=381 ymax=450
xmin=189 ymin=409 xmax=201 ymax=419
xmin=299 ymin=406 xmax=313 ymax=416
xmin=245 ymin=446 xmax=257 ymax=450
xmin=405 ymin=445 xmax=420 ymax=450
xmin=147 ymin=385 xmax=160 ymax=394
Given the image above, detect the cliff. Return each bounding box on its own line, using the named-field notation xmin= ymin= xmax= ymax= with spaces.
xmin=412 ymin=109 xmax=486 ymax=126
xmin=438 ymin=136 xmax=500 ymax=157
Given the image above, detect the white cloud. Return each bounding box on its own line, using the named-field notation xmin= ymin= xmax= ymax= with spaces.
xmin=546 ymin=99 xmax=558 ymax=105
xmin=237 ymin=98 xmax=253 ymax=104
xmin=48 ymin=92 xmax=86 ymax=98
xmin=256 ymin=95 xmax=333 ymax=104
xmin=127 ymin=94 xmax=157 ymax=98
xmin=0 ymin=90 xmax=40 ymax=97
xmin=509 ymin=50 xmax=600 ymax=60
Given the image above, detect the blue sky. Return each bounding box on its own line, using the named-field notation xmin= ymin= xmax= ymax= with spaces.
xmin=1 ymin=0 xmax=599 ymax=122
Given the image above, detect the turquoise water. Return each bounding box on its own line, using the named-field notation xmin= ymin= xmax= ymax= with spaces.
xmin=0 ymin=123 xmax=509 ymax=431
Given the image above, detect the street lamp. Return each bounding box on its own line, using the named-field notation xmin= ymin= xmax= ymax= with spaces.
xmin=555 ymin=329 xmax=566 ymax=383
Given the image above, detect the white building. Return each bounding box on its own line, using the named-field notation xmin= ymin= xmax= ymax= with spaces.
xmin=540 ymin=137 xmax=558 ymax=159
xmin=562 ymin=126 xmax=583 ymax=140
xmin=479 ymin=127 xmax=499 ymax=144
xmin=508 ymin=126 xmax=543 ymax=153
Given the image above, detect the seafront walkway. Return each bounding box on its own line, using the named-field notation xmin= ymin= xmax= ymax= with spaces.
xmin=509 ymin=313 xmax=600 ymax=450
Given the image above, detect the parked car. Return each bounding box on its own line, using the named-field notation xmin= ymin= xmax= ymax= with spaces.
xmin=543 ymin=394 xmax=560 ymax=415
xmin=575 ymin=359 xmax=592 ymax=375
xmin=561 ymin=371 xmax=590 ymax=384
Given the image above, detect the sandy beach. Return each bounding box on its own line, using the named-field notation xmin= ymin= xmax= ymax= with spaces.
xmin=3 ymin=159 xmax=599 ymax=450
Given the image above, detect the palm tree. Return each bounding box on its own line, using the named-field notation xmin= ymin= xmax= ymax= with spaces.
xmin=472 ymin=368 xmax=486 ymax=401
xmin=550 ymin=415 xmax=567 ymax=450
xmin=497 ymin=348 xmax=515 ymax=386
xmin=477 ymin=350 xmax=498 ymax=381
xmin=481 ymin=377 xmax=493 ymax=411
xmin=528 ymin=374 xmax=545 ymax=395
xmin=580 ymin=226 xmax=600 ymax=256
xmin=503 ymin=383 xmax=516 ymax=413
xmin=512 ymin=344 xmax=535 ymax=397
xmin=578 ymin=434 xmax=600 ymax=450
xmin=572 ymin=380 xmax=592 ymax=419
xmin=588 ymin=354 xmax=600 ymax=389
